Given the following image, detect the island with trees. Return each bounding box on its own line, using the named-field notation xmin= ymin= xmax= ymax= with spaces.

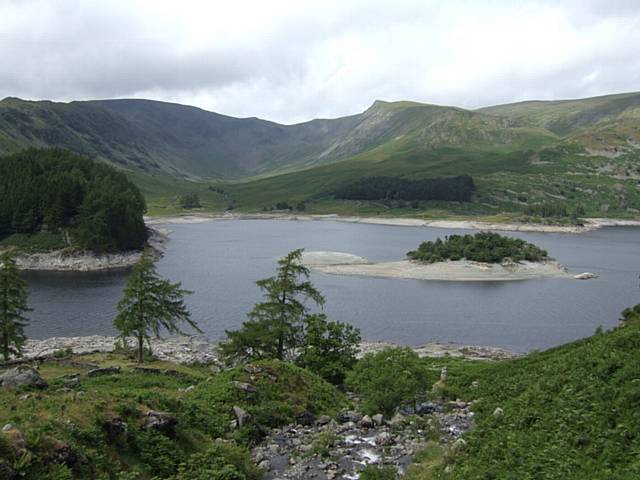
xmin=300 ymin=232 xmax=575 ymax=281
xmin=0 ymin=148 xmax=155 ymax=270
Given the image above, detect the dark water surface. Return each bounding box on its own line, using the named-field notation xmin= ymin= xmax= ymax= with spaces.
xmin=23 ymin=220 xmax=640 ymax=352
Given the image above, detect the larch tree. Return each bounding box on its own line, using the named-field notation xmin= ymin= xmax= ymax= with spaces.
xmin=114 ymin=249 xmax=200 ymax=363
xmin=0 ymin=251 xmax=30 ymax=361
xmin=220 ymin=248 xmax=325 ymax=362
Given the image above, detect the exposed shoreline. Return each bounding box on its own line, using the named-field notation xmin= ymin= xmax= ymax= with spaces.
xmin=10 ymin=226 xmax=168 ymax=272
xmin=146 ymin=212 xmax=640 ymax=234
xmin=10 ymin=335 xmax=521 ymax=365
xmin=301 ymin=251 xmax=574 ymax=282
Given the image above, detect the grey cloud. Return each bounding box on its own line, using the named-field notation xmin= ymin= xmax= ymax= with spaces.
xmin=0 ymin=0 xmax=639 ymax=123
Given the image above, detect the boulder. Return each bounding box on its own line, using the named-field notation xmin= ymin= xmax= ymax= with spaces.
xmin=102 ymin=417 xmax=129 ymax=440
xmin=232 ymin=406 xmax=252 ymax=428
xmin=338 ymin=410 xmax=362 ymax=423
xmin=372 ymin=414 xmax=384 ymax=426
xmin=575 ymin=272 xmax=598 ymax=280
xmin=143 ymin=411 xmax=177 ymax=436
xmin=50 ymin=440 xmax=79 ymax=466
xmin=87 ymin=366 xmax=121 ymax=377
xmin=296 ymin=410 xmax=316 ymax=426
xmin=359 ymin=415 xmax=374 ymax=428
xmin=2 ymin=424 xmax=26 ymax=451
xmin=231 ymin=381 xmax=257 ymax=394
xmin=316 ymin=415 xmax=332 ymax=426
xmin=451 ymin=438 xmax=467 ymax=452
xmin=244 ymin=364 xmax=263 ymax=375
xmin=0 ymin=366 xmax=48 ymax=389
xmin=493 ymin=407 xmax=504 ymax=418
xmin=388 ymin=412 xmax=405 ymax=427
xmin=375 ymin=431 xmax=394 ymax=446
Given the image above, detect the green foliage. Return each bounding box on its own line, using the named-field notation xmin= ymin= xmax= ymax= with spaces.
xmin=0 ymin=148 xmax=147 ymax=252
xmin=178 ymin=193 xmax=201 ymax=209
xmin=220 ymin=249 xmax=325 ymax=362
xmin=170 ymin=441 xmax=261 ymax=480
xmin=114 ymin=250 xmax=200 ymax=362
xmin=296 ymin=313 xmax=361 ymax=385
xmin=0 ymin=251 xmax=30 ymax=360
xmin=441 ymin=320 xmax=640 ymax=479
xmin=347 ymin=347 xmax=431 ymax=415
xmin=360 ymin=464 xmax=398 ymax=480
xmin=334 ymin=175 xmax=476 ymax=202
xmin=0 ymin=352 xmax=346 ymax=479
xmin=407 ymin=232 xmax=548 ymax=264
xmin=0 ymin=232 xmax=66 ymax=253
xmin=620 ymin=303 xmax=640 ymax=325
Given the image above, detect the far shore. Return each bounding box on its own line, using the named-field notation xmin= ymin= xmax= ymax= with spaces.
xmin=8 ymin=335 xmax=520 ymax=365
xmin=145 ymin=212 xmax=640 ymax=234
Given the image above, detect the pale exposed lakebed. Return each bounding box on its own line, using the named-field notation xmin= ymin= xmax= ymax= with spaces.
xmin=22 ymin=219 xmax=640 ymax=352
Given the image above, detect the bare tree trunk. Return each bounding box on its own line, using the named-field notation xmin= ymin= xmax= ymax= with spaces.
xmin=138 ymin=333 xmax=144 ymax=363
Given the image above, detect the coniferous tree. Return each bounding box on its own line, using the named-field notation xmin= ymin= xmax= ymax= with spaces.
xmin=220 ymin=249 xmax=325 ymax=362
xmin=114 ymin=250 xmax=200 ymax=363
xmin=0 ymin=251 xmax=30 ymax=361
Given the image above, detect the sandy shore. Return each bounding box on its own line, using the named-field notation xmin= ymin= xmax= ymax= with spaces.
xmin=146 ymin=212 xmax=640 ymax=234
xmin=301 ymin=251 xmax=573 ymax=281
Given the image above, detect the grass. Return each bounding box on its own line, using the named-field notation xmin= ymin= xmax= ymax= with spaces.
xmin=0 ymin=353 xmax=347 ymax=479
xmin=432 ymin=321 xmax=640 ymax=479
xmin=0 ymin=232 xmax=67 ymax=253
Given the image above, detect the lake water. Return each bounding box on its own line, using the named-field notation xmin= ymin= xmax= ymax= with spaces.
xmin=22 ymin=220 xmax=640 ymax=352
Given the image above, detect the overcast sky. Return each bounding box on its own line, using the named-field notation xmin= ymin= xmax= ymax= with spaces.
xmin=1 ymin=0 xmax=639 ymax=124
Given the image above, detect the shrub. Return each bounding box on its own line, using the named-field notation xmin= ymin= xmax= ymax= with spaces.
xmin=347 ymin=347 xmax=431 ymax=415
xmin=170 ymin=441 xmax=261 ymax=480
xmin=296 ymin=314 xmax=361 ymax=385
xmin=360 ymin=464 xmax=398 ymax=480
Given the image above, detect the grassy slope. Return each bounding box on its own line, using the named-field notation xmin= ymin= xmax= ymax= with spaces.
xmin=432 ymin=322 xmax=640 ymax=479
xmin=0 ymin=354 xmax=346 ymax=479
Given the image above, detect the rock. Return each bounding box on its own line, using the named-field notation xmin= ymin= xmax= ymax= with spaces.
xmin=0 ymin=366 xmax=48 ymax=389
xmin=440 ymin=366 xmax=448 ymax=381
xmin=575 ymin=272 xmax=598 ymax=280
xmin=50 ymin=440 xmax=79 ymax=466
xmin=61 ymin=376 xmax=80 ymax=388
xmin=451 ymin=438 xmax=467 ymax=452
xmin=493 ymin=407 xmax=504 ymax=418
xmin=359 ymin=415 xmax=374 ymax=428
xmin=375 ymin=431 xmax=394 ymax=446
xmin=316 ymin=415 xmax=332 ymax=426
xmin=388 ymin=412 xmax=405 ymax=427
xmin=102 ymin=417 xmax=128 ymax=440
xmin=296 ymin=410 xmax=316 ymax=426
xmin=258 ymin=459 xmax=271 ymax=470
xmin=143 ymin=411 xmax=177 ymax=436
xmin=87 ymin=366 xmax=121 ymax=377
xmin=2 ymin=424 xmax=26 ymax=450
xmin=233 ymin=406 xmax=252 ymax=428
xmin=372 ymin=414 xmax=384 ymax=426
xmin=416 ymin=402 xmax=442 ymax=414
xmin=244 ymin=364 xmax=263 ymax=374
xmin=338 ymin=410 xmax=363 ymax=423
xmin=231 ymin=381 xmax=257 ymax=393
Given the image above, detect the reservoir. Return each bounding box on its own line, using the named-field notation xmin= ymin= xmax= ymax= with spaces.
xmin=22 ymin=219 xmax=640 ymax=352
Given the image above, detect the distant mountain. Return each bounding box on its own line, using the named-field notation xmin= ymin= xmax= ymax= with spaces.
xmin=1 ymin=92 xmax=638 ymax=184
xmin=479 ymin=92 xmax=640 ymax=154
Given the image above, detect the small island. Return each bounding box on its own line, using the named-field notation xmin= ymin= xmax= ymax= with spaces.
xmin=302 ymin=232 xmax=574 ymax=281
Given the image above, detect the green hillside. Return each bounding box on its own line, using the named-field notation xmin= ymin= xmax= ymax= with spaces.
xmin=2 ymin=93 xmax=640 ymax=220
xmin=435 ymin=319 xmax=640 ymax=479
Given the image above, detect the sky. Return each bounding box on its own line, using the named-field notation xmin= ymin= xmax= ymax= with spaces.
xmin=1 ymin=0 xmax=639 ymax=124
